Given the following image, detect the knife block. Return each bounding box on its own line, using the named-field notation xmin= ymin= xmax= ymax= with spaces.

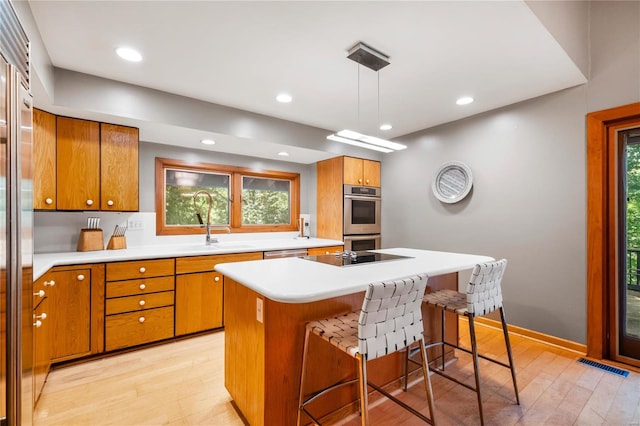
xmin=107 ymin=235 xmax=127 ymax=250
xmin=77 ymin=229 xmax=104 ymax=252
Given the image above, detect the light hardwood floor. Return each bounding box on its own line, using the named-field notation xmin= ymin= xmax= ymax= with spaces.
xmin=34 ymin=322 xmax=640 ymax=425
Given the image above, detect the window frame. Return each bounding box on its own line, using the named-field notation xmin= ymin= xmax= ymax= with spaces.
xmin=155 ymin=157 xmax=300 ymax=235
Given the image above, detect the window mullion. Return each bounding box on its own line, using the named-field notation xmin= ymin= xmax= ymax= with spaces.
xmin=231 ymin=172 xmax=243 ymax=229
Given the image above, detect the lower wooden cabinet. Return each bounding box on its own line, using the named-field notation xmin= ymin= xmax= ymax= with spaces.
xmin=33 ymin=296 xmax=50 ymax=406
xmin=105 ymin=306 xmax=174 ymax=351
xmin=307 ymin=245 xmax=343 ymax=256
xmin=104 ymin=258 xmax=176 ymax=351
xmin=47 ymin=265 xmax=104 ymax=362
xmin=175 ymin=271 xmax=223 ymax=335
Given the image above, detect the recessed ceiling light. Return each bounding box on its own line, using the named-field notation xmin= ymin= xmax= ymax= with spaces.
xmin=456 ymin=96 xmax=474 ymax=105
xmin=201 ymin=138 xmax=216 ymax=145
xmin=115 ymin=47 xmax=143 ymax=62
xmin=276 ymin=93 xmax=292 ymax=103
xmin=277 ymin=151 xmax=289 ymax=157
xmin=379 ymin=124 xmax=393 ymax=131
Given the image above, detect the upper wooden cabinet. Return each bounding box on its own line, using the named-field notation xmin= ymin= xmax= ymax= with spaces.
xmin=34 ymin=113 xmax=139 ymax=211
xmin=100 ymin=123 xmax=139 ymax=211
xmin=56 ymin=116 xmax=101 ymax=210
xmin=33 ymin=109 xmax=57 ymax=210
xmin=343 ymin=156 xmax=381 ymax=187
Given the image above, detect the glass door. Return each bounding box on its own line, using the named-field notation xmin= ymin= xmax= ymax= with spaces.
xmin=619 ymin=129 xmax=640 ymax=361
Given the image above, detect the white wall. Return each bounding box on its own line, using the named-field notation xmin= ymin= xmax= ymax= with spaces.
xmin=382 ymin=1 xmax=640 ymax=344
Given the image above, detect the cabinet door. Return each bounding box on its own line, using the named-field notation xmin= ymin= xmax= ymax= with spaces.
xmin=100 ymin=123 xmax=139 ymax=211
xmin=343 ymin=156 xmax=364 ymax=186
xmin=363 ymin=160 xmax=381 ymax=187
xmin=33 ymin=297 xmax=50 ymax=406
xmin=307 ymin=245 xmax=344 ymax=256
xmin=48 ymin=269 xmax=92 ymax=361
xmin=175 ymin=271 xmax=223 ymax=335
xmin=33 ymin=109 xmax=57 ymax=210
xmin=56 ymin=117 xmax=100 ymax=210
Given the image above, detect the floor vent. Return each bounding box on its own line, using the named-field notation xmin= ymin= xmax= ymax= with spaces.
xmin=577 ymin=358 xmax=629 ymax=378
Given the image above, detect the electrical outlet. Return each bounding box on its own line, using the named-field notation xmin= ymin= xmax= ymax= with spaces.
xmin=127 ymin=219 xmax=144 ymax=231
xmin=256 ymin=297 xmax=263 ymax=323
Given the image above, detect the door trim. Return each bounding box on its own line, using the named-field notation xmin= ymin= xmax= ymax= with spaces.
xmin=587 ymin=102 xmax=640 ymax=365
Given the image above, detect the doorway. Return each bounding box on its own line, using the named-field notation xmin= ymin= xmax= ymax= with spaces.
xmin=618 ymin=130 xmax=640 ymax=361
xmin=587 ymin=102 xmax=640 ymax=368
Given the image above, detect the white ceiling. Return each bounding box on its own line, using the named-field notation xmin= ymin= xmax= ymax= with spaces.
xmin=26 ymin=1 xmax=586 ymax=163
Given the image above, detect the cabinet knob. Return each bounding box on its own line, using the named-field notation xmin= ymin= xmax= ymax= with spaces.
xmin=86 ymin=199 xmax=93 ymax=206
xmin=139 ymin=267 xmax=146 ymax=273
xmin=44 ymin=280 xmax=55 ymax=287
xmin=77 ymin=274 xmax=85 ymax=281
xmin=34 ymin=320 xmax=42 ymax=328
xmin=45 ymin=198 xmax=53 ymax=205
xmin=107 ymin=200 xmax=114 ymax=206
xmin=138 ymin=316 xmax=145 ymax=323
xmin=139 ymin=283 xmax=146 ymax=290
xmin=365 ymin=179 xmax=370 ymax=184
xmin=139 ymin=300 xmax=146 ymax=306
xmin=35 ymin=312 xmax=47 ymax=320
xmin=34 ymin=290 xmax=45 ymax=298
xmin=214 ymin=276 xmax=220 ymax=282
xmin=358 ymin=178 xmax=362 ymax=183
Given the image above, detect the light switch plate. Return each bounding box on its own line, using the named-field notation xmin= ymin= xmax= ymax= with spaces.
xmin=256 ymin=297 xmax=263 ymax=323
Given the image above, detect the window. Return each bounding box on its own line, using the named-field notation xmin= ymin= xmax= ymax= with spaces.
xmin=155 ymin=158 xmax=300 ymax=235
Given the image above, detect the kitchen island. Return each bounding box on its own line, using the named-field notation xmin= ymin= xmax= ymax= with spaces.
xmin=215 ymin=248 xmax=493 ymax=426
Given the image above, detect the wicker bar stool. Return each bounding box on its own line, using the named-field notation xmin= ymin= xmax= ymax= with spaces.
xmin=406 ymin=259 xmax=519 ymax=426
xmin=297 ymin=273 xmax=436 ymax=426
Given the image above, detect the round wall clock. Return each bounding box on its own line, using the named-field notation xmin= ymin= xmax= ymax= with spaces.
xmin=432 ymin=161 xmax=473 ymax=204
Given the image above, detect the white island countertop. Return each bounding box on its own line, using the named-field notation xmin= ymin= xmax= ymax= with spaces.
xmin=215 ymin=248 xmax=494 ymax=303
xmin=32 ymin=237 xmax=343 ymax=281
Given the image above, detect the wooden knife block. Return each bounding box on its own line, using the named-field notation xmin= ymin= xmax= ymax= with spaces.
xmin=107 ymin=235 xmax=127 ymax=250
xmin=77 ymin=229 xmax=104 ymax=252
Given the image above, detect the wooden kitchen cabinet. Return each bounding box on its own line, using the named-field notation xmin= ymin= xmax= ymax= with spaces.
xmin=343 ymin=156 xmax=380 ymax=187
xmin=56 ymin=116 xmax=101 ymax=210
xmin=33 ymin=108 xmax=57 ymax=210
xmin=105 ymin=259 xmax=175 ymax=351
xmin=175 ymin=252 xmax=263 ymax=336
xmin=46 ymin=264 xmax=105 ymax=362
xmin=100 ymin=123 xmax=139 ymax=211
xmin=307 ymin=245 xmax=343 ymax=256
xmin=33 ymin=288 xmax=50 ymax=405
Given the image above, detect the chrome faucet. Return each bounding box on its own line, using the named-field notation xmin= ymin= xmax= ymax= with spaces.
xmin=192 ymin=190 xmax=215 ymax=245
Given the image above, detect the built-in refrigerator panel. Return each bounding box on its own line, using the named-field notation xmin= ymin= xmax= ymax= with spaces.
xmin=1 ymin=53 xmax=8 ymax=425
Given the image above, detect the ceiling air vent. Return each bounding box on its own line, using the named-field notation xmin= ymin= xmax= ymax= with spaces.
xmin=347 ymin=42 xmax=390 ymax=71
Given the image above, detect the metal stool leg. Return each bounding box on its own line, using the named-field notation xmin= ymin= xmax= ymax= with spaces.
xmin=499 ymin=307 xmax=520 ymax=404
xmin=297 ymin=327 xmax=312 ymax=426
xmin=468 ymin=316 xmax=484 ymax=426
xmin=357 ymin=354 xmax=369 ymax=426
xmin=418 ymin=337 xmax=437 ymax=425
xmin=440 ymin=308 xmax=446 ymax=370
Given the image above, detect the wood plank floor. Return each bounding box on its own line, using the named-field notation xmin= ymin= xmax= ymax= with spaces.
xmin=34 ymin=321 xmax=640 ymax=425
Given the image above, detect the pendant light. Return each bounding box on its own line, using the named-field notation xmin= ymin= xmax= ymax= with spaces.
xmin=327 ymin=42 xmax=406 ymax=153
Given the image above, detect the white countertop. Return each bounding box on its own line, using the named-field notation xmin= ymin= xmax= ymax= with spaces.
xmin=32 ymin=237 xmax=343 ymax=280
xmin=215 ymin=248 xmax=494 ymax=303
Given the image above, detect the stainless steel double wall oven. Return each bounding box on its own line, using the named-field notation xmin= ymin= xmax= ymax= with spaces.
xmin=343 ymin=184 xmax=381 ymax=251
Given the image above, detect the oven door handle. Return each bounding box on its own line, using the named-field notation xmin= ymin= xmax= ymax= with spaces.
xmin=344 ymin=195 xmax=381 ymax=200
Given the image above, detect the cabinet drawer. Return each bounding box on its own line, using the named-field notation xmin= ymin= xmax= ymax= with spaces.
xmin=307 ymin=245 xmax=344 ymax=256
xmin=176 ymin=252 xmax=263 ymax=274
xmin=106 ymin=291 xmax=174 ymax=315
xmin=105 ymin=306 xmax=174 ymax=351
xmin=106 ymin=259 xmax=175 ymax=281
xmin=106 ymin=276 xmax=174 ymax=298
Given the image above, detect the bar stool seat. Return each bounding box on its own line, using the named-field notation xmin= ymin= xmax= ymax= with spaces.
xmin=298 ymin=273 xmax=437 ymax=426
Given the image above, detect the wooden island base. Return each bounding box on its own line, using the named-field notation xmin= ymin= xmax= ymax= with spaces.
xmin=223 ymin=273 xmax=458 ymax=426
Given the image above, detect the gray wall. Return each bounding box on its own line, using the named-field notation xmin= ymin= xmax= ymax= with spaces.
xmin=382 ymin=1 xmax=640 ymax=344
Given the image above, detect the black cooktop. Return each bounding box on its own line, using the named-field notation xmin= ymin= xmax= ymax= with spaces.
xmin=302 ymin=250 xmax=413 ymax=267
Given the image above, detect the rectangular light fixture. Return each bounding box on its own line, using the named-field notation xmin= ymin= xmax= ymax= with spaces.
xmin=326 ymin=129 xmax=407 ymax=153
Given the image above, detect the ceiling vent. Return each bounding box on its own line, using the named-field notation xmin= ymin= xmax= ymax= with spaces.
xmin=347 ymin=42 xmax=390 ymax=71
